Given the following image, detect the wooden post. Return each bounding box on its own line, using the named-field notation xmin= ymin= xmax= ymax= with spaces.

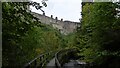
xmin=34 ymin=60 xmax=37 ymax=68
xmin=39 ymin=57 xmax=42 ymax=67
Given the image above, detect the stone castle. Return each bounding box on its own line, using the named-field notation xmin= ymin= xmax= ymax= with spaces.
xmin=31 ymin=12 xmax=80 ymax=35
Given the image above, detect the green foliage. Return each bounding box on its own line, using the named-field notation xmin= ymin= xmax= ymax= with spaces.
xmin=2 ymin=2 xmax=36 ymax=67
xmin=2 ymin=2 xmax=62 ymax=67
xmin=62 ymin=33 xmax=77 ymax=49
xmin=76 ymin=2 xmax=120 ymax=67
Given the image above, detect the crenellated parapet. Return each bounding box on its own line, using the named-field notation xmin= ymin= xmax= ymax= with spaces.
xmin=41 ymin=12 xmax=64 ymax=22
xmin=30 ymin=12 xmax=80 ymax=35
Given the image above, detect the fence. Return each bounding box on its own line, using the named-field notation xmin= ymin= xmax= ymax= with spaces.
xmin=23 ymin=51 xmax=55 ymax=68
xmin=55 ymin=48 xmax=77 ymax=68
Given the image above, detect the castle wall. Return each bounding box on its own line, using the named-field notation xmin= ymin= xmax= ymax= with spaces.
xmin=30 ymin=12 xmax=79 ymax=35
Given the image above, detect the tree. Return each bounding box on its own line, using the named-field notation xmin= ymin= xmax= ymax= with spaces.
xmin=77 ymin=2 xmax=120 ymax=67
xmin=2 ymin=1 xmax=63 ymax=67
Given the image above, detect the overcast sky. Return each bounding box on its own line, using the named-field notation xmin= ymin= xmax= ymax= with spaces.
xmin=30 ymin=0 xmax=82 ymax=22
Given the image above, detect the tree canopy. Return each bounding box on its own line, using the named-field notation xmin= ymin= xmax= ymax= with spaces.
xmin=76 ymin=2 xmax=120 ymax=68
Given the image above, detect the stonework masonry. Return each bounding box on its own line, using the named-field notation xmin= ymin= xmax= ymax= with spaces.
xmin=31 ymin=12 xmax=80 ymax=35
